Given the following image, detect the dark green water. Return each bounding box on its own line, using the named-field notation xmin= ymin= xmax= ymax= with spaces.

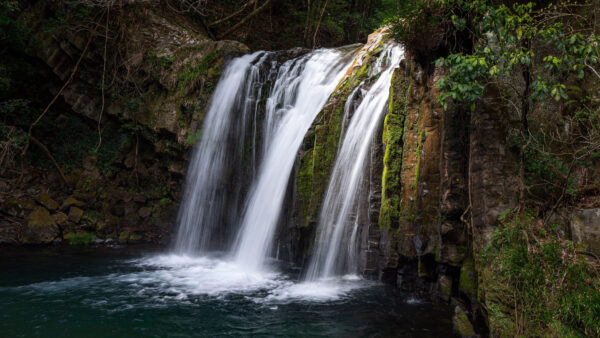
xmin=0 ymin=246 xmax=452 ymax=337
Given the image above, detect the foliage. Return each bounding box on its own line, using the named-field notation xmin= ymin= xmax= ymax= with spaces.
xmin=435 ymin=1 xmax=599 ymax=108
xmin=0 ymin=124 xmax=27 ymax=170
xmin=480 ymin=210 xmax=600 ymax=336
xmin=420 ymin=0 xmax=600 ymax=208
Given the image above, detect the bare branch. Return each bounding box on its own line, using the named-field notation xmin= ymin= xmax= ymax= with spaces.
xmin=216 ymin=0 xmax=272 ymax=40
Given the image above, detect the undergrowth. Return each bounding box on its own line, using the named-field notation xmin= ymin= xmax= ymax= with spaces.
xmin=480 ymin=210 xmax=600 ymax=337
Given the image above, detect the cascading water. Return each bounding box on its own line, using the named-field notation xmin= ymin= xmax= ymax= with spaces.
xmin=234 ymin=49 xmax=355 ymax=272
xmin=306 ymin=44 xmax=404 ymax=280
xmin=174 ymin=45 xmax=356 ymax=262
xmin=174 ymin=51 xmax=270 ymax=253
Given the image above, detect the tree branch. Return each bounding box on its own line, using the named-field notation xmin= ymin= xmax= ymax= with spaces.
xmin=29 ymin=136 xmax=68 ymax=186
xmin=216 ymin=0 xmax=272 ymax=40
xmin=22 ymin=26 xmax=96 ymax=156
xmin=209 ymin=0 xmax=255 ymax=27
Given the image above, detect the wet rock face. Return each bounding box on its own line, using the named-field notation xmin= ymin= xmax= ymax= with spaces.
xmin=373 ymin=53 xmax=471 ymax=286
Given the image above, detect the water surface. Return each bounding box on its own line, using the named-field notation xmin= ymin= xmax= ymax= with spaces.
xmin=0 ymin=247 xmax=452 ymax=337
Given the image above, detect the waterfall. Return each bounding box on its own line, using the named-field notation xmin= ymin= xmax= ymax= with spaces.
xmin=306 ymin=44 xmax=404 ymax=280
xmin=174 ymin=51 xmax=270 ymax=253
xmin=174 ymin=46 xmax=356 ymax=260
xmin=233 ymin=49 xmax=355 ymax=272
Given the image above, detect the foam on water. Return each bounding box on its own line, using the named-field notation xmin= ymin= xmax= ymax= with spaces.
xmin=263 ymin=276 xmax=372 ymax=303
xmin=4 ymin=255 xmax=370 ymax=305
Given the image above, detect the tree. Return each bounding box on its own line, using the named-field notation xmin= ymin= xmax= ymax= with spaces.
xmin=433 ymin=0 xmax=600 ymax=212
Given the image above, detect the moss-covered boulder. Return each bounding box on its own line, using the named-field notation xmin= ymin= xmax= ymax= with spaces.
xmin=22 ymin=207 xmax=58 ymax=243
xmin=52 ymin=212 xmax=68 ymax=226
xmin=68 ymin=207 xmax=84 ymax=223
xmin=62 ymin=197 xmax=85 ymax=209
xmin=36 ymin=192 xmax=59 ymax=210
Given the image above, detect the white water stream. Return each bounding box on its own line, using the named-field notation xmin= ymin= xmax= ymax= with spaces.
xmin=306 ymin=44 xmax=404 ymax=280
xmin=174 ymin=52 xmax=269 ymax=253
xmin=234 ymin=49 xmax=354 ymax=272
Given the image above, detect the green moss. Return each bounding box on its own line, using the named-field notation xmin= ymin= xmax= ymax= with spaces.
xmin=379 ymin=68 xmax=410 ymax=230
xmin=454 ymin=306 xmax=476 ymax=336
xmin=118 ymin=231 xmax=130 ymax=242
xmin=159 ymin=197 xmax=173 ymax=205
xmin=297 ymin=145 xmax=315 ymax=225
xmin=145 ymin=51 xmax=174 ymax=73
xmin=82 ymin=210 xmax=100 ymax=225
xmin=185 ymin=129 xmax=202 ymax=146
xmin=178 ymin=49 xmax=224 ymax=85
xmin=64 ymin=231 xmax=95 ymax=245
xmin=128 ymin=233 xmax=142 ymax=242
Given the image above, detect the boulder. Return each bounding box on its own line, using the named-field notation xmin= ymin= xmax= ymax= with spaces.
xmin=23 ymin=207 xmax=58 ymax=243
xmin=68 ymin=207 xmax=84 ymax=223
xmin=571 ymin=208 xmax=600 ymax=255
xmin=138 ymin=207 xmax=152 ymax=218
xmin=36 ymin=191 xmax=59 ymax=210
xmin=52 ymin=212 xmax=68 ymax=225
xmin=27 ymin=207 xmax=55 ymax=227
xmin=62 ymin=196 xmax=85 ymax=209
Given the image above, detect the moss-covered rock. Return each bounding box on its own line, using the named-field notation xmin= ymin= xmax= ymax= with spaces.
xmin=36 ymin=192 xmax=59 ymax=210
xmin=453 ymin=305 xmax=476 ymax=337
xmin=62 ymin=197 xmax=85 ymax=209
xmin=22 ymin=207 xmax=58 ymax=243
xmin=64 ymin=231 xmax=95 ymax=245
xmin=379 ymin=64 xmax=410 ymax=231
xmin=52 ymin=212 xmax=68 ymax=226
xmin=295 ymin=33 xmax=386 ymax=228
xmin=68 ymin=207 xmax=84 ymax=223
